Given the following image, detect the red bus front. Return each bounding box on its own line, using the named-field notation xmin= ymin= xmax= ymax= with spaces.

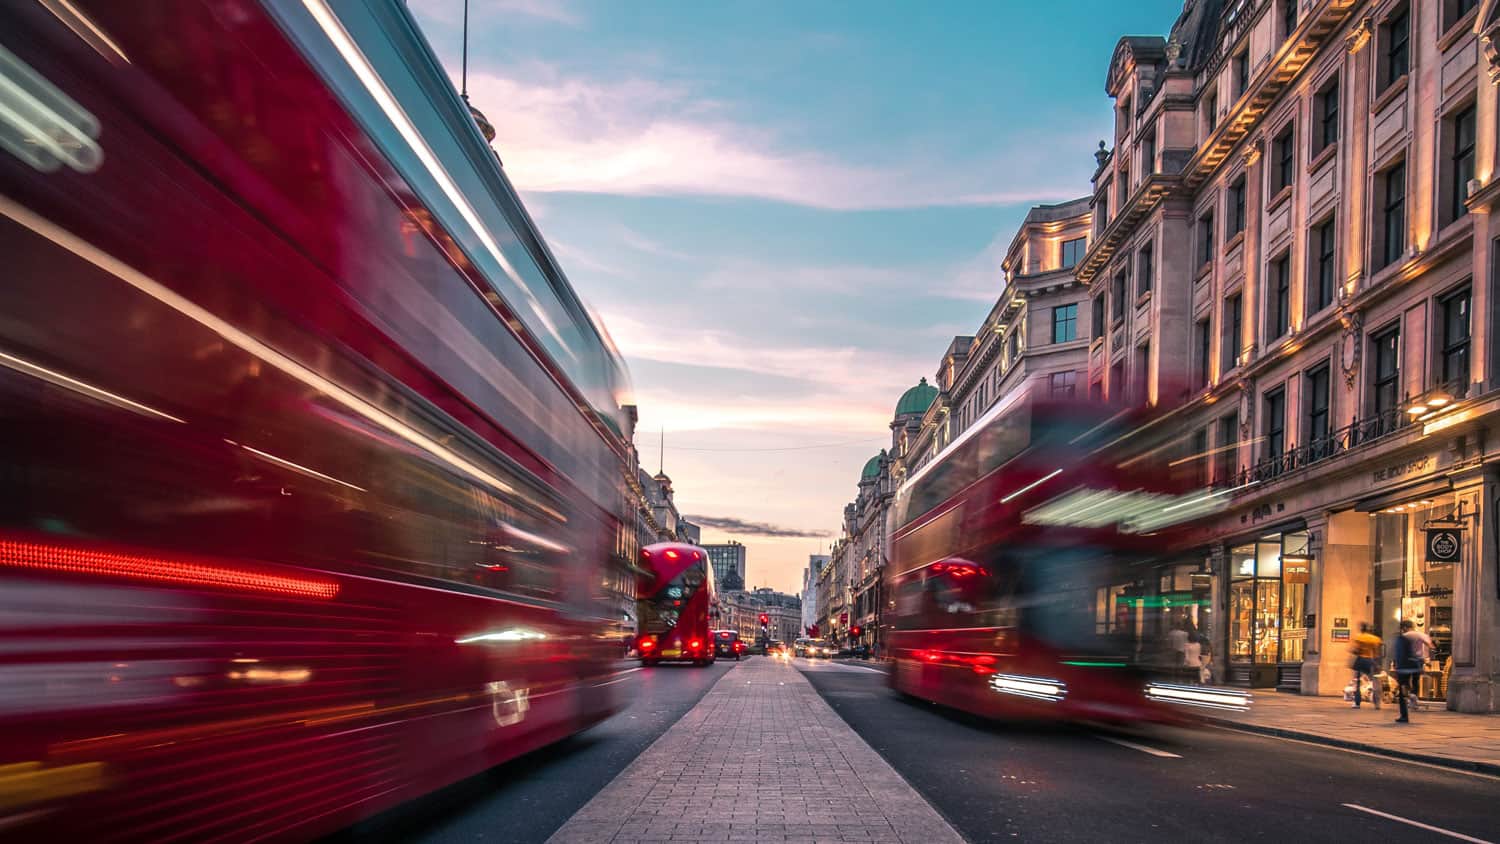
xmin=636 ymin=543 xmax=719 ymax=666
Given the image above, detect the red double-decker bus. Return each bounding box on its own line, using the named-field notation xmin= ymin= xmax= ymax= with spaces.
xmin=0 ymin=1 xmax=636 ymax=839
xmin=885 ymin=393 xmax=1248 ymax=723
xmin=636 ymin=543 xmax=719 ymax=666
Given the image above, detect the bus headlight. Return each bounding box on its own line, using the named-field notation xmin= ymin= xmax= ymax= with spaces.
xmin=989 ymin=673 xmax=1067 ymax=702
xmin=1145 ymin=682 xmax=1251 ymax=711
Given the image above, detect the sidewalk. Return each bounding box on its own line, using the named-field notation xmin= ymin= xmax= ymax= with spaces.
xmin=548 ymin=658 xmax=964 ymax=844
xmin=1205 ymin=690 xmax=1500 ymax=774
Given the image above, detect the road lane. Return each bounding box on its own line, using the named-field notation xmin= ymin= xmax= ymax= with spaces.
xmin=796 ymin=659 xmax=1497 ymax=844
xmin=331 ymin=659 xmax=735 ymax=843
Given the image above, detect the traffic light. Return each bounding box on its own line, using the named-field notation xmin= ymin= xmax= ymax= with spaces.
xmin=759 ymin=613 xmax=769 ymax=626
xmin=850 ymin=625 xmax=862 ymax=638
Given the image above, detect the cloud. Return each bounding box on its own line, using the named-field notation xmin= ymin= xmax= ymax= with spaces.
xmin=462 ymin=69 xmax=1083 ymax=210
xmin=686 ymin=515 xmax=832 ymax=539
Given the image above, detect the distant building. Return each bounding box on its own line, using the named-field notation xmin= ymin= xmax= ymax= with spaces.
xmin=704 ymin=541 xmax=747 ymax=591
xmin=801 ymin=555 xmax=828 ymax=633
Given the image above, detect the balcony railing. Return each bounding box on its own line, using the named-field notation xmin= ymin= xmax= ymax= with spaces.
xmin=1228 ymin=405 xmax=1412 ymax=489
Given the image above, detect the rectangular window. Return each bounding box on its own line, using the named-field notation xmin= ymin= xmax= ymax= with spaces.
xmin=1137 ymin=242 xmax=1154 ymax=296
xmin=1206 ymin=91 xmax=1218 ymax=134
xmin=1061 ymin=237 xmax=1086 ymax=269
xmin=1191 ymin=428 xmax=1209 ymax=486
xmin=1142 ymin=130 xmax=1157 ymax=175
xmin=1134 ymin=343 xmax=1150 ymax=402
xmin=1273 ymin=124 xmax=1295 ymax=192
xmin=1228 ymin=176 xmax=1246 ymax=237
xmin=1264 ymin=387 xmax=1286 ymax=462
xmin=1306 ymin=364 xmax=1331 ymax=457
xmin=1196 ymin=318 xmax=1212 ymax=390
xmin=1282 ymin=0 xmax=1298 ymax=41
xmin=1109 ymin=360 xmax=1126 ymax=402
xmin=1382 ymin=5 xmax=1409 ymax=89
xmin=1112 ymin=272 xmax=1126 ymax=320
xmin=1270 ymin=253 xmax=1291 ymax=338
xmin=1440 ymin=287 xmax=1471 ymax=393
xmin=1049 ymin=371 xmax=1077 ymax=400
xmin=1091 ymin=294 xmax=1106 ymax=337
xmin=1447 ymin=0 xmax=1480 ymax=31
xmin=1099 ymin=188 xmax=1111 ymax=230
xmin=1216 ymin=411 xmax=1239 ymax=485
xmin=1450 ymin=105 xmax=1476 ymax=224
xmin=1315 ymin=76 xmax=1339 ymax=153
xmin=1198 ymin=210 xmax=1215 ymax=266
xmin=1222 ymin=293 xmax=1242 ymax=371
xmin=1052 ymin=303 xmax=1078 ymax=343
xmin=1381 ymin=162 xmax=1406 ymax=269
xmin=1371 ymin=325 xmax=1401 ymax=417
xmin=1312 ymin=217 xmax=1336 ymax=313
xmin=1233 ymin=51 xmax=1250 ymax=98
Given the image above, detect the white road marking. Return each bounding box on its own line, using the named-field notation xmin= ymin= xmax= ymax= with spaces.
xmin=1341 ymin=804 xmax=1493 ymax=843
xmin=1097 ymin=735 xmax=1181 ymax=758
xmin=822 ymin=661 xmax=889 ymax=674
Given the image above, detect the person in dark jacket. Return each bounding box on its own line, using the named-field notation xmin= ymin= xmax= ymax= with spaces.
xmin=1392 ymin=619 xmax=1423 ymax=723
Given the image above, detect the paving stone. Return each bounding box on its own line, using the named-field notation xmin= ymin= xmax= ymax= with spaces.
xmin=547 ymin=659 xmax=963 ymax=843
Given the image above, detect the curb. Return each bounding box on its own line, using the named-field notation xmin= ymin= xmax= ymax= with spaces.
xmin=1204 ymin=717 xmax=1500 ymax=776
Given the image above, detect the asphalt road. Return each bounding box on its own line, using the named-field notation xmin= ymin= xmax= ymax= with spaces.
xmin=796 ymin=659 xmax=1498 ymax=844
xmin=331 ymin=658 xmax=736 ymax=843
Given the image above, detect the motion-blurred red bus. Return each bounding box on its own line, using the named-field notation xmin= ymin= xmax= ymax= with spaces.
xmin=636 ymin=543 xmax=719 ymax=666
xmin=0 ymin=1 xmax=636 ymax=838
xmin=886 ymin=393 xmax=1248 ymax=723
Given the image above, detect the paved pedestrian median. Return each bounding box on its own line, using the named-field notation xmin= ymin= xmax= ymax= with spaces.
xmin=547 ymin=657 xmax=964 ymax=843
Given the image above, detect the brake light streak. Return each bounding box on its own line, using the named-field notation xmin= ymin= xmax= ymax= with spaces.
xmin=989 ymin=673 xmax=1067 ymax=702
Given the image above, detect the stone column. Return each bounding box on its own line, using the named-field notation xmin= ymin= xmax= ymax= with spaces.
xmin=1342 ymin=16 xmax=1374 ymax=298
xmin=1447 ymin=467 xmax=1500 ymax=712
xmin=1299 ymin=512 xmax=1330 ymax=695
xmin=1312 ymin=509 xmax=1374 ymax=697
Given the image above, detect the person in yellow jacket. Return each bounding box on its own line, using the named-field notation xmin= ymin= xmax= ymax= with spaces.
xmin=1350 ymin=623 xmax=1382 ymax=709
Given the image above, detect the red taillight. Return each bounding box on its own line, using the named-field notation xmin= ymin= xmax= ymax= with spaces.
xmin=692 ymin=550 xmax=702 ymax=560
xmin=665 ymin=549 xmax=679 ymax=560
xmin=0 ymin=536 xmax=339 ymax=599
xmin=689 ymin=639 xmax=702 ymax=650
xmin=639 ymin=637 xmax=655 ymax=650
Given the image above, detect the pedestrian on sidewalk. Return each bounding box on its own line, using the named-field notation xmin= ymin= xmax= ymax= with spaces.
xmin=1393 ymin=619 xmax=1428 ymax=723
xmin=1350 ymin=623 xmax=1381 ymax=709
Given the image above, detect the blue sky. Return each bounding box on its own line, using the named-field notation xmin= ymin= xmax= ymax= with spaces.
xmin=410 ymin=0 xmax=1183 ymax=593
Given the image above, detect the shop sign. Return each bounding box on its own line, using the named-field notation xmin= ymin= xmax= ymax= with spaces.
xmin=1425 ymin=526 xmax=1461 ymax=565
xmin=1283 ymin=556 xmax=1311 ymax=584
xmin=1331 ymin=628 xmax=1351 ymax=642
xmin=1281 ymin=627 xmax=1307 ymax=640
xmin=1371 ymin=455 xmax=1433 ymax=484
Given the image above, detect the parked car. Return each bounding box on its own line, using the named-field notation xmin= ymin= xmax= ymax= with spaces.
xmin=713 ymin=629 xmax=745 ymax=660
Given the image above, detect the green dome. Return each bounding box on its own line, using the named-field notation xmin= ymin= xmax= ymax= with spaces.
xmin=894 ymin=377 xmax=938 ymax=417
xmin=860 ymin=453 xmax=883 ymax=481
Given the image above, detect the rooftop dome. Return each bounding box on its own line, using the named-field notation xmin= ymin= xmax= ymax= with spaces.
xmin=894 ymin=377 xmax=939 ymax=418
xmin=860 ymin=453 xmax=883 ymax=481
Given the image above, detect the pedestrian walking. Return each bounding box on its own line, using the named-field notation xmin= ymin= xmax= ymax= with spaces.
xmin=1350 ymin=623 xmax=1381 ymax=709
xmin=1393 ymin=619 xmax=1428 ymax=723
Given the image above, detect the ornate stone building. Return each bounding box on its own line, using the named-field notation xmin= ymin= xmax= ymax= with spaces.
xmin=1080 ymin=0 xmax=1500 ymax=710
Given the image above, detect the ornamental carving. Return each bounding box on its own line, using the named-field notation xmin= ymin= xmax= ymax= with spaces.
xmin=1482 ymin=21 xmax=1500 ymax=85
xmin=1345 ymin=16 xmax=1373 ymax=53
xmin=1339 ymin=311 xmax=1363 ymax=388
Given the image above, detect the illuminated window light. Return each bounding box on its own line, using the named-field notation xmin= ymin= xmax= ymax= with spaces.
xmin=0 ymin=536 xmax=340 ymax=599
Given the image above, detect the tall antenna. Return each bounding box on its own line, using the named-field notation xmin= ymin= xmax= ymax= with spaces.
xmin=460 ymin=0 xmax=470 ymax=101
xmin=659 ymin=427 xmax=665 ymax=475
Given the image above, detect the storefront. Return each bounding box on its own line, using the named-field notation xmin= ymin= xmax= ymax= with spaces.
xmin=1364 ymin=494 xmax=1458 ymax=702
xmin=1224 ymin=529 xmax=1310 ymax=689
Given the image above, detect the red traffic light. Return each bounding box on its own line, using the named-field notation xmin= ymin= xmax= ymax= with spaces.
xmin=850 ymin=625 xmax=862 ymax=637
xmin=758 ymin=613 xmax=769 ymax=625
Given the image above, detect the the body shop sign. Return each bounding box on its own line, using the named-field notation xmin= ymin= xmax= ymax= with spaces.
xmin=1426 ymin=526 xmax=1461 ymax=565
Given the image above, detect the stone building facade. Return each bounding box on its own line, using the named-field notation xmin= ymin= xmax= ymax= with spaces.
xmin=1079 ymin=0 xmax=1500 ymax=711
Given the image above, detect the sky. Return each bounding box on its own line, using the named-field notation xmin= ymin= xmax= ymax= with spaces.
xmin=409 ymin=0 xmax=1184 ymax=594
